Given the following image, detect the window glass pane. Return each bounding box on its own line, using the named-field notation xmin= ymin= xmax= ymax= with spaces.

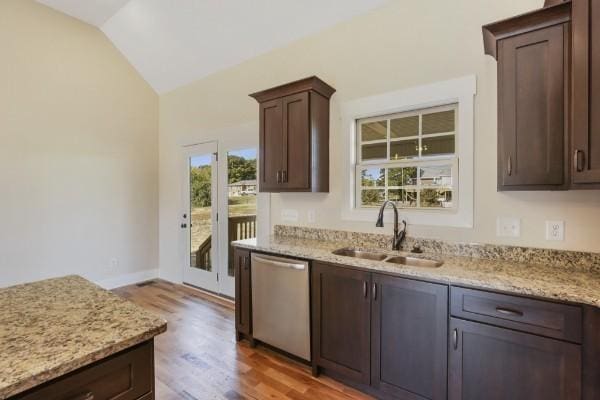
xmin=189 ymin=155 xmax=212 ymax=271
xmin=227 ymin=148 xmax=257 ymax=277
xmin=388 ymin=189 xmax=417 ymax=208
xmin=361 ymin=189 xmax=384 ymax=207
xmin=420 ymin=188 xmax=453 ymax=208
xmin=390 ymin=115 xmax=418 ymax=138
xmin=422 ymin=110 xmax=455 ymax=135
xmin=388 ymin=167 xmax=417 ymax=186
xmin=361 ymin=120 xmax=387 ymax=141
xmin=361 ymin=168 xmax=385 ymax=187
xmin=422 ymin=135 xmax=455 ymax=157
xmin=420 ymin=165 xmax=453 ymax=187
xmin=390 ymin=139 xmax=418 ymax=160
xmin=362 ymin=142 xmax=387 ymax=161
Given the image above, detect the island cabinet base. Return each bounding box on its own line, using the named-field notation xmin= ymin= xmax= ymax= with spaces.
xmin=12 ymin=340 xmax=155 ymax=400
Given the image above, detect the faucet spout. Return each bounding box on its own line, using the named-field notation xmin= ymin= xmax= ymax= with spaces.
xmin=375 ymin=201 xmax=407 ymax=251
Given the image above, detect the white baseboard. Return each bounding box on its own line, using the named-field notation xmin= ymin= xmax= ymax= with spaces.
xmin=95 ymin=269 xmax=159 ymax=290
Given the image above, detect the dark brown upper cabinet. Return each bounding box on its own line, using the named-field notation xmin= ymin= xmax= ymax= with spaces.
xmin=483 ymin=3 xmax=571 ymax=191
xmin=572 ymin=0 xmax=600 ymax=187
xmin=250 ymin=76 xmax=335 ymax=192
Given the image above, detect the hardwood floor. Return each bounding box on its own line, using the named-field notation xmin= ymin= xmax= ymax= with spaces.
xmin=113 ymin=280 xmax=372 ymax=400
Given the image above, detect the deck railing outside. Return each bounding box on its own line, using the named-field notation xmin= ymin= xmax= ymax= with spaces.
xmin=193 ymin=214 xmax=256 ymax=274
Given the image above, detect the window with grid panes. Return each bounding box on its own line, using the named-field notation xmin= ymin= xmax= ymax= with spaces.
xmin=356 ymin=104 xmax=457 ymax=210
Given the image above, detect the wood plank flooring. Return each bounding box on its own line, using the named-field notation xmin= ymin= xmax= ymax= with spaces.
xmin=113 ymin=280 xmax=372 ymax=400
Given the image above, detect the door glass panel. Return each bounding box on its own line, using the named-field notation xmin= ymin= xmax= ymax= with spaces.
xmin=227 ymin=148 xmax=257 ymax=277
xmin=189 ymin=154 xmax=213 ymax=271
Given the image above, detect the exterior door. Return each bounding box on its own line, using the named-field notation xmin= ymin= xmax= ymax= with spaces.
xmin=182 ymin=142 xmax=219 ymax=293
xmin=219 ymin=147 xmax=258 ymax=298
xmin=371 ymin=274 xmax=448 ymax=400
xmin=449 ymin=318 xmax=581 ymax=400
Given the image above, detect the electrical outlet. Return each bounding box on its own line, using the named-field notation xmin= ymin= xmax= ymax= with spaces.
xmin=281 ymin=209 xmax=298 ymax=222
xmin=496 ymin=217 xmax=521 ymax=237
xmin=110 ymin=258 xmax=119 ymax=270
xmin=545 ymin=220 xmax=565 ymax=241
xmin=307 ymin=210 xmax=316 ymax=223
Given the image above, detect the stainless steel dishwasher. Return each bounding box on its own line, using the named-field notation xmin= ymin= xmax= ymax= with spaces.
xmin=251 ymin=253 xmax=310 ymax=361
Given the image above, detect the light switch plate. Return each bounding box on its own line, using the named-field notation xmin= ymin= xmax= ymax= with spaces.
xmin=281 ymin=209 xmax=299 ymax=222
xmin=496 ymin=217 xmax=521 ymax=237
xmin=545 ymin=220 xmax=565 ymax=241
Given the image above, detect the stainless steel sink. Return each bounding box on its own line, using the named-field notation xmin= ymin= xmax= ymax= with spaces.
xmin=385 ymin=256 xmax=443 ymax=268
xmin=332 ymin=248 xmax=387 ymax=261
xmin=332 ymin=247 xmax=443 ymax=268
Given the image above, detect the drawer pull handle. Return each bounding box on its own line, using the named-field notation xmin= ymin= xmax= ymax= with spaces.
xmin=452 ymin=328 xmax=458 ymax=350
xmin=67 ymin=392 xmax=94 ymax=400
xmin=574 ymin=149 xmax=584 ymax=172
xmin=496 ymin=307 xmax=524 ymax=317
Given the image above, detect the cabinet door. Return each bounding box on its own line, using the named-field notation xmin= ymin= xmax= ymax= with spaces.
xmin=282 ymin=92 xmax=310 ymax=190
xmin=311 ymin=263 xmax=371 ymax=384
xmin=449 ymin=318 xmax=581 ymax=400
xmin=371 ymin=275 xmax=448 ymax=400
xmin=498 ymin=24 xmax=567 ymax=189
xmin=234 ymin=248 xmax=251 ymax=337
xmin=572 ymin=0 xmax=600 ymax=185
xmin=259 ymin=98 xmax=283 ymax=191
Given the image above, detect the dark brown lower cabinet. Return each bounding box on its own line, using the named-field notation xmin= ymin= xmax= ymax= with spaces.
xmin=234 ymin=248 xmax=252 ymax=340
xmin=311 ymin=263 xmax=371 ymax=384
xmin=13 ymin=340 xmax=154 ymax=400
xmin=312 ymin=262 xmax=449 ymax=399
xmin=448 ymin=318 xmax=581 ymax=400
xmin=371 ymin=275 xmax=448 ymax=400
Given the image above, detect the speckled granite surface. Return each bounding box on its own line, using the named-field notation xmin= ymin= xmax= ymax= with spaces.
xmin=274 ymin=225 xmax=600 ymax=273
xmin=0 ymin=275 xmax=166 ymax=399
xmin=234 ymin=234 xmax=600 ymax=308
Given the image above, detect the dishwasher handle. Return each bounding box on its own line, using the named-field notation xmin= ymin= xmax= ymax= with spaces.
xmin=252 ymin=255 xmax=306 ymax=270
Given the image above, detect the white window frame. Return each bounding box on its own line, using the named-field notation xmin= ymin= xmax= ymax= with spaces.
xmin=341 ymin=75 xmax=476 ymax=228
xmin=356 ymin=104 xmax=458 ymax=210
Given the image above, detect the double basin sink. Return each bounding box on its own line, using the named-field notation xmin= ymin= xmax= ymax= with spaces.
xmin=332 ymin=247 xmax=443 ymax=268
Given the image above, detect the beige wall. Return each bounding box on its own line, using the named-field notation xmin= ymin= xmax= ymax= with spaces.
xmin=159 ymin=0 xmax=600 ymax=280
xmin=0 ymin=1 xmax=159 ymax=287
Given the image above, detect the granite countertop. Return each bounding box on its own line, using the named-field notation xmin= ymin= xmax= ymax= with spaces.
xmin=0 ymin=275 xmax=167 ymax=399
xmin=234 ymin=236 xmax=600 ymax=308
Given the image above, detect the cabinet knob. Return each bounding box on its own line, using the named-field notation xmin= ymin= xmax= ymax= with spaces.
xmin=276 ymin=170 xmax=282 ymax=183
xmin=363 ymin=281 xmax=368 ymax=298
xmin=282 ymin=170 xmax=288 ymax=183
xmin=372 ymin=283 xmax=377 ymax=300
xmin=452 ymin=328 xmax=458 ymax=350
xmin=574 ymin=149 xmax=585 ymax=172
xmin=507 ymin=156 xmax=512 ymax=176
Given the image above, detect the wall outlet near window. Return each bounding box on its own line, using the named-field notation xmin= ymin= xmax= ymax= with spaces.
xmin=496 ymin=217 xmax=521 ymax=237
xmin=281 ymin=209 xmax=299 ymax=222
xmin=545 ymin=220 xmax=565 ymax=241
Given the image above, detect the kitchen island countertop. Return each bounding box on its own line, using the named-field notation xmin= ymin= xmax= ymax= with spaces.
xmin=0 ymin=275 xmax=166 ymax=399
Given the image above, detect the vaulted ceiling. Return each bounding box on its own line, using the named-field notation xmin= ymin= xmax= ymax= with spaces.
xmin=37 ymin=0 xmax=387 ymax=93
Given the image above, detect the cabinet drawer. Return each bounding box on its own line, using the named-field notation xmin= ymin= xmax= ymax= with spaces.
xmin=15 ymin=341 xmax=154 ymax=400
xmin=450 ymin=287 xmax=582 ymax=342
